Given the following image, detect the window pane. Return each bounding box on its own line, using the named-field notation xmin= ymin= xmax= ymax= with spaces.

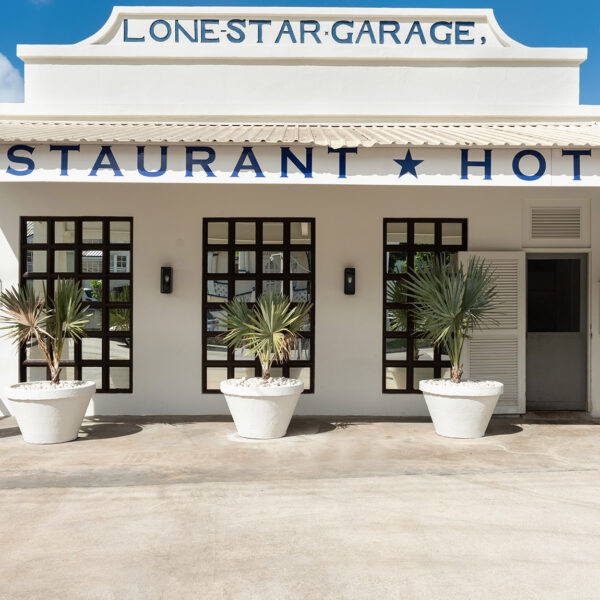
xmin=291 ymin=251 xmax=311 ymax=274
xmin=387 ymin=252 xmax=407 ymax=274
xmin=60 ymin=338 xmax=76 ymax=361
xmin=290 ymin=367 xmax=311 ymax=388
xmin=386 ymin=280 xmax=407 ymax=304
xmin=109 ymin=308 xmax=131 ymax=332
xmin=235 ymin=367 xmax=256 ymax=379
xmin=207 ymin=251 xmax=228 ymax=274
xmin=206 ymin=367 xmax=228 ymax=390
xmin=109 ymin=367 xmax=130 ymax=390
xmin=25 ymin=338 xmax=44 ymax=360
xmin=110 ymin=251 xmax=130 ymax=273
xmin=386 ymin=222 xmax=407 ymax=245
xmin=26 ymin=366 xmax=47 ymax=382
xmin=414 ymin=368 xmax=435 ymax=388
xmin=290 ymin=222 xmax=311 ymax=244
xmin=82 ymin=250 xmax=102 ymax=273
xmin=270 ymin=367 xmax=283 ymax=378
xmin=234 ymin=346 xmax=253 ymax=361
xmin=235 ymin=251 xmax=256 ymax=274
xmin=207 ymin=222 xmax=228 ymax=244
xmin=26 ymin=250 xmax=47 ymax=273
xmin=207 ymin=309 xmax=226 ymax=331
xmin=82 ymin=279 xmax=102 ymax=302
xmin=290 ymin=280 xmax=310 ymax=302
xmin=263 ymin=222 xmax=283 ymax=245
xmin=109 ymin=338 xmax=131 ymax=361
xmin=289 ymin=338 xmax=310 ymax=361
xmin=25 ymin=279 xmax=46 ymax=299
xmin=82 ymin=221 xmax=103 ymax=244
xmin=414 ymin=252 xmax=436 ymax=271
xmin=385 ymin=338 xmax=407 ymax=360
xmin=235 ymin=222 xmax=255 ymax=244
xmin=234 ymin=280 xmax=256 ymax=302
xmin=110 ymin=221 xmax=131 ymax=244
xmin=82 ymin=366 xmax=102 ymax=389
xmin=300 ymin=313 xmax=311 ymax=332
xmin=207 ymin=280 xmax=228 ymax=302
xmin=442 ymin=222 xmax=463 ymax=246
xmin=26 ymin=221 xmax=47 ymax=244
xmin=82 ymin=337 xmax=103 ymax=360
xmin=206 ymin=336 xmax=227 ymax=360
xmin=109 ymin=281 xmax=131 ymax=303
xmin=414 ymin=223 xmax=435 ymax=245
xmin=263 ymin=280 xmax=283 ymax=295
xmin=414 ymin=339 xmax=435 ymax=361
xmin=85 ymin=307 xmax=102 ymax=331
xmin=54 ymin=221 xmax=76 ymax=244
xmin=61 ymin=367 xmax=76 ymax=382
xmin=262 ymin=251 xmax=283 ymax=274
xmin=54 ymin=250 xmax=75 ymax=273
xmin=386 ymin=367 xmax=406 ymax=390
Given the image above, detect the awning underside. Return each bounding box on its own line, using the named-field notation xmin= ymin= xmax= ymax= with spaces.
xmin=0 ymin=121 xmax=599 ymax=148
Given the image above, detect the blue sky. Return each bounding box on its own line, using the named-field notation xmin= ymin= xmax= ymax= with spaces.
xmin=1 ymin=0 xmax=599 ymax=103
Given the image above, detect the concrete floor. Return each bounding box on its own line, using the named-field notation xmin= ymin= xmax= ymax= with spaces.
xmin=0 ymin=413 xmax=599 ymax=600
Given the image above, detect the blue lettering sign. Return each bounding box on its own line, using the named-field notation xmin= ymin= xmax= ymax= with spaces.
xmin=49 ymin=145 xmax=80 ymax=176
xmin=227 ymin=19 xmax=246 ymax=43
xmin=281 ymin=147 xmax=313 ymax=178
xmin=430 ymin=21 xmax=452 ymax=45
xmin=461 ymin=149 xmax=492 ymax=180
xmin=231 ymin=147 xmax=264 ymax=178
xmin=275 ymin=20 xmax=297 ymax=44
xmin=512 ymin=150 xmax=546 ymax=181
xmin=355 ymin=20 xmax=376 ymax=44
xmin=332 ymin=20 xmax=353 ymax=44
xmin=7 ymin=144 xmax=35 ymax=176
xmin=328 ymin=147 xmax=358 ymax=179
xmin=405 ymin=21 xmax=426 ymax=44
xmin=137 ymin=146 xmax=168 ymax=177
xmin=123 ymin=19 xmax=145 ymax=42
xmin=300 ymin=20 xmax=321 ymax=44
xmin=379 ymin=21 xmax=401 ymax=45
xmin=175 ymin=20 xmax=198 ymax=43
xmin=185 ymin=147 xmax=216 ymax=177
xmin=201 ymin=19 xmax=219 ymax=43
xmin=455 ymin=21 xmax=475 ymax=45
xmin=249 ymin=19 xmax=271 ymax=43
xmin=90 ymin=146 xmax=123 ymax=177
xmin=149 ymin=19 xmax=172 ymax=42
xmin=562 ymin=149 xmax=591 ymax=181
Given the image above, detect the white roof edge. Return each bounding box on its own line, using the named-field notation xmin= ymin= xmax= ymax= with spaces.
xmin=1 ymin=104 xmax=599 ymax=121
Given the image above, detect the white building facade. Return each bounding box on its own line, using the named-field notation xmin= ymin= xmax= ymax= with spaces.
xmin=0 ymin=6 xmax=599 ymax=416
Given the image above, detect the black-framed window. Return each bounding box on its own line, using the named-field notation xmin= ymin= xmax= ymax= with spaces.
xmin=383 ymin=219 xmax=467 ymax=393
xmin=20 ymin=217 xmax=133 ymax=393
xmin=203 ymin=218 xmax=315 ymax=393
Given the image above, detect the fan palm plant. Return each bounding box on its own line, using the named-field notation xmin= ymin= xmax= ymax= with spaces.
xmin=217 ymin=291 xmax=312 ymax=380
xmin=404 ymin=257 xmax=499 ymax=384
xmin=0 ymin=279 xmax=91 ymax=384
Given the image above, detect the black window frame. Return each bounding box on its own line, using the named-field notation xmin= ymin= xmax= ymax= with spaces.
xmin=20 ymin=216 xmax=133 ymax=393
xmin=383 ymin=218 xmax=468 ymax=394
xmin=202 ymin=217 xmax=315 ymax=394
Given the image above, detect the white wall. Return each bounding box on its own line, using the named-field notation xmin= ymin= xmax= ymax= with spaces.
xmin=0 ymin=181 xmax=595 ymax=417
xmin=23 ymin=62 xmax=580 ymax=112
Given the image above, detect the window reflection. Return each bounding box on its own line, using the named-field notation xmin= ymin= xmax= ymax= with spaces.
xmin=262 ymin=251 xmax=283 ymax=274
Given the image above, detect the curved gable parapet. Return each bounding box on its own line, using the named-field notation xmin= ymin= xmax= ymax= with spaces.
xmin=17 ymin=6 xmax=587 ymax=63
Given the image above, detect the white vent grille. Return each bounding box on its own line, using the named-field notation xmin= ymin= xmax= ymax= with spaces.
xmin=531 ymin=207 xmax=581 ymax=239
xmin=485 ymin=259 xmax=519 ymax=329
xmin=470 ymin=338 xmax=519 ymax=408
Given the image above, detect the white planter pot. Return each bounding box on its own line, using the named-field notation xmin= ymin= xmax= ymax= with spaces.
xmin=5 ymin=381 xmax=96 ymax=444
xmin=419 ymin=379 xmax=504 ymax=439
xmin=220 ymin=379 xmax=304 ymax=439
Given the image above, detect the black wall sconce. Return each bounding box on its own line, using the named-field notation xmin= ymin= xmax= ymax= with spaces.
xmin=344 ymin=267 xmax=355 ymax=295
xmin=161 ymin=266 xmax=173 ymax=294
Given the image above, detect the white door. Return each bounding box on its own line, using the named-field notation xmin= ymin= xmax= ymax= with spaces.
xmin=459 ymin=251 xmax=526 ymax=414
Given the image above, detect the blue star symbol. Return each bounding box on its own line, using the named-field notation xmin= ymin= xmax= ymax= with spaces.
xmin=394 ymin=150 xmax=423 ymax=178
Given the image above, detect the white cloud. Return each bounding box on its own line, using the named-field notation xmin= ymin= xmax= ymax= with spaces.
xmin=0 ymin=54 xmax=24 ymax=103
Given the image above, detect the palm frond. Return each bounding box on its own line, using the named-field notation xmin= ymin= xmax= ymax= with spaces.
xmin=405 ymin=256 xmax=499 ymax=382
xmin=217 ymin=291 xmax=312 ymax=379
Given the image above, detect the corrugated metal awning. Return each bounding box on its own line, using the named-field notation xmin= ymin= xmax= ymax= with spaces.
xmin=0 ymin=121 xmax=599 ymax=149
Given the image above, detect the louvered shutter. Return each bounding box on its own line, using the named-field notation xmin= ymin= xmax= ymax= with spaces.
xmin=530 ymin=207 xmax=581 ymax=240
xmin=458 ymin=252 xmax=526 ymax=414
